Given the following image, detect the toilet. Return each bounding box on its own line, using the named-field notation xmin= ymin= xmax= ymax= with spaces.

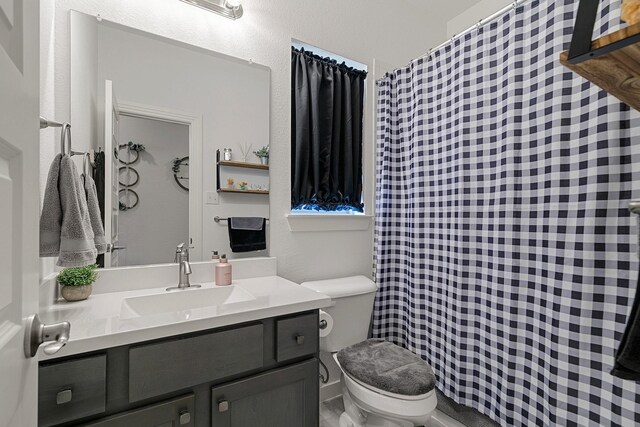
xmin=301 ymin=276 xmax=437 ymax=427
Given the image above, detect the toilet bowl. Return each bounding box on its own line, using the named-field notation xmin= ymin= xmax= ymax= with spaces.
xmin=300 ymin=276 xmax=437 ymax=427
xmin=335 ymin=353 xmax=437 ymax=427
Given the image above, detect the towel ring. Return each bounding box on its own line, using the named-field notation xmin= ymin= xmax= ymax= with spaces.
xmin=60 ymin=124 xmax=71 ymax=156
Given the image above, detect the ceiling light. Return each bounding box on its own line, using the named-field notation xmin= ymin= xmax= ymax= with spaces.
xmin=180 ymin=0 xmax=243 ymax=20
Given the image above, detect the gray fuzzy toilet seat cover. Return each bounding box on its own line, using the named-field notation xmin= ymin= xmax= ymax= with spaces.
xmin=337 ymin=338 xmax=436 ymax=396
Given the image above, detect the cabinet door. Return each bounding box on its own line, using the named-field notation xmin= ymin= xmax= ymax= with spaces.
xmin=211 ymin=359 xmax=318 ymax=427
xmin=84 ymin=394 xmax=194 ymax=427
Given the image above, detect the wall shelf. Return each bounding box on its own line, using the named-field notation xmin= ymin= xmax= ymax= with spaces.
xmin=218 ymin=160 xmax=269 ymax=170
xmin=561 ymin=1 xmax=640 ymax=112
xmin=216 ymin=149 xmax=269 ymax=194
xmin=218 ymin=188 xmax=269 ymax=195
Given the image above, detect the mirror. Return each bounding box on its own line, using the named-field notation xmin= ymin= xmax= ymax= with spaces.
xmin=68 ymin=11 xmax=270 ymax=268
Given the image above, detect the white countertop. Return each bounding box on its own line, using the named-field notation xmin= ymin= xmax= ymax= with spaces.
xmin=38 ymin=275 xmax=332 ymax=361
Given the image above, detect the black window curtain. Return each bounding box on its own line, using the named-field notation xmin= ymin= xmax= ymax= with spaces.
xmin=291 ymin=47 xmax=367 ymax=212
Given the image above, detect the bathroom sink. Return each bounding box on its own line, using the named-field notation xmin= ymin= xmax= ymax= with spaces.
xmin=120 ymin=286 xmax=256 ymax=318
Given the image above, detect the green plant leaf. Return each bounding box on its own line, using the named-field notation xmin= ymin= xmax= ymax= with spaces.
xmin=57 ymin=264 xmax=99 ymax=287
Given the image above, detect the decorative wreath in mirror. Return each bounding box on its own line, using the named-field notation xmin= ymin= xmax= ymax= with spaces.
xmin=172 ymin=156 xmax=189 ymax=191
xmin=118 ymin=189 xmax=139 ymax=211
xmin=118 ymin=141 xmax=146 ymax=165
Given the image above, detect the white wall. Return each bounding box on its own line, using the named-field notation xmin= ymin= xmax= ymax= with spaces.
xmin=40 ymin=0 xmax=450 ymax=284
xmin=446 ymin=0 xmax=513 ymax=38
xmin=117 ymin=116 xmax=189 ymax=266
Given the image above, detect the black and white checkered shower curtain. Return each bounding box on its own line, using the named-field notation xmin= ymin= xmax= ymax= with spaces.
xmin=373 ymin=1 xmax=640 ymax=425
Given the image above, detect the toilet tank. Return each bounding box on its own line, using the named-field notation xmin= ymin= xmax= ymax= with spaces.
xmin=300 ymin=276 xmax=377 ymax=353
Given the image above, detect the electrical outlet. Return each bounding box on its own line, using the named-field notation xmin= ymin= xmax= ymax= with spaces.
xmin=206 ymin=191 xmax=219 ymax=205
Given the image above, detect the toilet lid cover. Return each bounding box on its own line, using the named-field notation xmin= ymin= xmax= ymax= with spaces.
xmin=337 ymin=338 xmax=436 ymax=396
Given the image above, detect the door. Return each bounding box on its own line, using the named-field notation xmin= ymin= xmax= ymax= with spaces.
xmin=211 ymin=359 xmax=319 ymax=427
xmin=103 ymin=80 xmax=121 ymax=267
xmin=0 ymin=0 xmax=41 ymax=426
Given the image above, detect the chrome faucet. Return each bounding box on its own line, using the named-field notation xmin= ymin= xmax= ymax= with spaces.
xmin=167 ymin=243 xmax=201 ymax=291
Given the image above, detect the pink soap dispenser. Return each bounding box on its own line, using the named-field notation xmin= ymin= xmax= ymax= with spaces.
xmin=215 ymin=254 xmax=232 ymax=286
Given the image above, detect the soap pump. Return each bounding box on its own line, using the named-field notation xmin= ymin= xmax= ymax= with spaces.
xmin=215 ymin=254 xmax=232 ymax=286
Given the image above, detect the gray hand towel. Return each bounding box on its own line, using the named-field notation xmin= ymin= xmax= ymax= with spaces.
xmin=83 ymin=173 xmax=106 ymax=254
xmin=39 ymin=154 xmax=63 ymax=257
xmin=230 ymin=217 xmax=265 ymax=231
xmin=57 ymin=156 xmax=97 ymax=267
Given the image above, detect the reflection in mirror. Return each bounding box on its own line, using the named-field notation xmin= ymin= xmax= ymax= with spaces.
xmin=69 ymin=11 xmax=270 ymax=268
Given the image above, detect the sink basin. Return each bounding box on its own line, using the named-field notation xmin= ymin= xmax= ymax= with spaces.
xmin=120 ymin=286 xmax=256 ymax=318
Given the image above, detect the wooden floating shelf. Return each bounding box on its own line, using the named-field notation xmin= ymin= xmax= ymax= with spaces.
xmin=560 ymin=22 xmax=640 ymax=112
xmin=218 ymin=160 xmax=269 ymax=170
xmin=218 ymin=188 xmax=269 ymax=195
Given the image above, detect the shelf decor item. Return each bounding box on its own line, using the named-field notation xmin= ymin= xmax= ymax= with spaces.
xmin=226 ymin=177 xmax=235 ymax=189
xmin=239 ymin=143 xmax=253 ymax=162
xmin=238 ymin=181 xmax=248 ymax=190
xmin=253 ymin=145 xmax=269 ymax=165
xmin=57 ymin=264 xmax=98 ymax=302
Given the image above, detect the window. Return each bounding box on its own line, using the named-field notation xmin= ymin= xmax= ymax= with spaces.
xmin=290 ymin=42 xmax=367 ymax=214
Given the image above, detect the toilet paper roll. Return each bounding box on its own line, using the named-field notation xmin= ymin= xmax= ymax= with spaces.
xmin=319 ymin=310 xmax=334 ymax=337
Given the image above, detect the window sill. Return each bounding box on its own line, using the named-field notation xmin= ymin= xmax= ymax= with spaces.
xmin=286 ymin=214 xmax=373 ymax=232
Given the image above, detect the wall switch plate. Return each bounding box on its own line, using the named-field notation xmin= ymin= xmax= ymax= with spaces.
xmin=206 ymin=191 xmax=219 ymax=205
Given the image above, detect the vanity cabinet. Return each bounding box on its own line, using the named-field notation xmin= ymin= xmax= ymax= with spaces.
xmin=211 ymin=359 xmax=317 ymax=427
xmin=38 ymin=311 xmax=319 ymax=427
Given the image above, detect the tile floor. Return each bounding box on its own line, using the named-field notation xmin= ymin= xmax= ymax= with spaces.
xmin=319 ymin=396 xmax=344 ymax=427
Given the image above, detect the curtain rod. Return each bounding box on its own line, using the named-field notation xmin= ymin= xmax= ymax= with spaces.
xmin=415 ymin=0 xmax=530 ymax=62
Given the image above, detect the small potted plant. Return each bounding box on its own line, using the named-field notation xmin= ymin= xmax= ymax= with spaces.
xmin=226 ymin=177 xmax=235 ymax=189
xmin=238 ymin=181 xmax=248 ymax=190
xmin=57 ymin=264 xmax=98 ymax=302
xmin=253 ymin=145 xmax=269 ymax=165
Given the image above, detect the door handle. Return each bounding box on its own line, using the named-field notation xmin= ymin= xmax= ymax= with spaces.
xmin=106 ymin=244 xmax=126 ymax=252
xmin=23 ymin=314 xmax=71 ymax=358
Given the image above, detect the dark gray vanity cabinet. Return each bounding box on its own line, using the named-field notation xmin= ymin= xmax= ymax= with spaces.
xmin=38 ymin=311 xmax=319 ymax=427
xmin=211 ymin=359 xmax=318 ymax=427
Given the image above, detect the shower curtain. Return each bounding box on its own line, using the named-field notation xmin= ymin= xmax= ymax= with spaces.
xmin=373 ymin=1 xmax=640 ymax=426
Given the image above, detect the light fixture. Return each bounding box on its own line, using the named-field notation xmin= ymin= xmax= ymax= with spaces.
xmin=179 ymin=0 xmax=243 ymax=20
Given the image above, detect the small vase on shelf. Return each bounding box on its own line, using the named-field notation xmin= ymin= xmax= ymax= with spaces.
xmin=259 ymin=156 xmax=269 ymax=165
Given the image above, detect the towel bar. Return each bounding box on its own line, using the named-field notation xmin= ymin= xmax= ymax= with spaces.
xmin=214 ymin=216 xmax=269 ymax=223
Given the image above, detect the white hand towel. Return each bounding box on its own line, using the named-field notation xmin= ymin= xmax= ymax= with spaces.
xmin=57 ymin=155 xmax=97 ymax=267
xmin=83 ymin=173 xmax=107 ymax=254
xmin=39 ymin=154 xmax=63 ymax=256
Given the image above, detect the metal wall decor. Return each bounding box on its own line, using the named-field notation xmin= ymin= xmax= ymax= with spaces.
xmin=117 ymin=141 xmax=145 ymax=210
xmin=172 ymin=156 xmax=189 ymax=192
xmin=118 ymin=189 xmax=139 ymax=211
xmin=118 ymin=166 xmax=140 ymax=187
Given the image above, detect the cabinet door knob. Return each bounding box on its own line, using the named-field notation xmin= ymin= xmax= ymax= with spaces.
xmin=179 ymin=410 xmax=191 ymax=425
xmin=56 ymin=389 xmax=72 ymax=405
xmin=218 ymin=400 xmax=229 ymax=412
xmin=296 ymin=335 xmax=305 ymax=345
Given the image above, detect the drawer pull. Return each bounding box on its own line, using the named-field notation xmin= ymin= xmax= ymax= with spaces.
xmin=295 ymin=335 xmax=305 ymax=345
xmin=218 ymin=400 xmax=229 ymax=412
xmin=179 ymin=410 xmax=191 ymax=425
xmin=56 ymin=389 xmax=73 ymax=405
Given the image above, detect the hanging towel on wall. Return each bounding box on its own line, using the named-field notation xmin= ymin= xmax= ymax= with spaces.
xmin=39 ymin=154 xmax=63 ymax=257
xmin=83 ymin=173 xmax=107 ymax=255
xmin=92 ymin=151 xmax=106 ymax=267
xmin=228 ymin=217 xmax=266 ymax=253
xmin=57 ymin=156 xmax=97 ymax=267
xmin=58 ymin=156 xmax=97 ymax=266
